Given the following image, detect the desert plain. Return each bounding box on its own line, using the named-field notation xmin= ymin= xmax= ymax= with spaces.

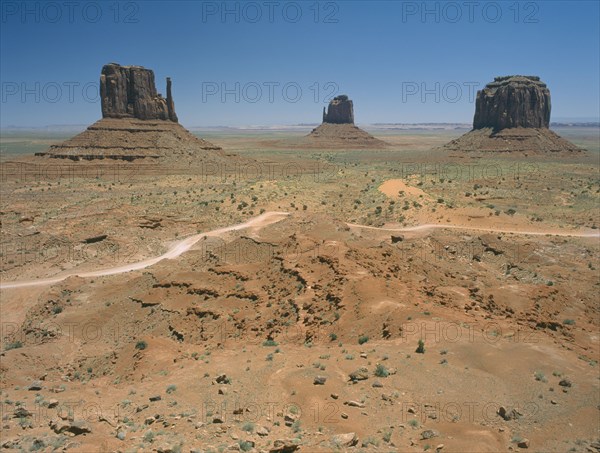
xmin=0 ymin=122 xmax=598 ymax=453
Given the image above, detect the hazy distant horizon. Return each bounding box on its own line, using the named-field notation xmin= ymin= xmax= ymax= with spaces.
xmin=1 ymin=118 xmax=599 ymax=133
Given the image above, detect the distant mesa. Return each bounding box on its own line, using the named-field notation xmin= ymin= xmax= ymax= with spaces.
xmin=308 ymin=95 xmax=387 ymax=148
xmin=37 ymin=63 xmax=223 ymax=162
xmin=443 ymin=75 xmax=582 ymax=154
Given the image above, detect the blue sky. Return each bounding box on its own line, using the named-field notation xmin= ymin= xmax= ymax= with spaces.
xmin=1 ymin=0 xmax=599 ymax=127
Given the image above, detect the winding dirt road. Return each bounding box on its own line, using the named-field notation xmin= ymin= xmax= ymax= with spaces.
xmin=0 ymin=212 xmax=290 ymax=290
xmin=2 ymin=211 xmax=597 ymax=290
xmin=346 ymin=222 xmax=600 ymax=238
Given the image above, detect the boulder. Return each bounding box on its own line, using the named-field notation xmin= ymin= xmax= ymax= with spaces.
xmin=332 ymin=432 xmax=359 ymax=447
xmin=269 ymin=439 xmax=299 ymax=453
xmin=349 ymin=367 xmax=369 ymax=381
xmin=498 ymin=406 xmax=521 ymax=421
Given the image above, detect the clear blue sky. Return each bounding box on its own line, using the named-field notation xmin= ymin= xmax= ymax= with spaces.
xmin=1 ymin=0 xmax=599 ymax=127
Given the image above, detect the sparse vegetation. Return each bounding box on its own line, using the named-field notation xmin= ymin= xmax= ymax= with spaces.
xmin=374 ymin=363 xmax=389 ymax=377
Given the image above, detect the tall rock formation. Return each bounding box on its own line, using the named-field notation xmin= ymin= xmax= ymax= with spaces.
xmin=473 ymin=76 xmax=550 ymax=130
xmin=100 ymin=63 xmax=178 ymax=122
xmin=306 ymin=95 xmax=386 ymax=148
xmin=323 ymin=95 xmax=355 ymax=124
xmin=36 ymin=63 xmax=234 ymax=162
xmin=442 ymin=75 xmax=581 ymax=154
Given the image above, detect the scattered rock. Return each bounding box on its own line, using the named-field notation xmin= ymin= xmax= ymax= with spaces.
xmin=269 ymin=439 xmax=299 ymax=453
xmin=330 ymin=393 xmax=339 ymax=399
xmin=341 ymin=412 xmax=349 ymax=419
xmin=49 ymin=419 xmax=91 ymax=435
xmin=284 ymin=414 xmax=296 ymax=427
xmin=421 ymin=429 xmax=439 ymax=440
xmin=517 ymin=438 xmax=530 ymax=448
xmin=149 ymin=395 xmax=162 ymax=402
xmin=82 ymin=234 xmax=107 ymax=244
xmin=28 ymin=381 xmax=42 ymax=391
xmin=215 ymin=374 xmax=230 ymax=384
xmin=498 ymin=406 xmax=521 ymax=421
xmin=344 ymin=400 xmax=365 ymax=408
xmin=372 ymin=381 xmax=383 ymax=388
xmin=391 ymin=235 xmax=404 ymax=243
xmin=314 ymin=376 xmax=327 ymax=385
xmin=332 ymin=432 xmax=359 ymax=447
xmin=13 ymin=407 xmax=32 ymax=418
xmin=559 ymin=379 xmax=572 ymax=388
xmin=47 ymin=399 xmax=59 ymax=408
xmin=256 ymin=425 xmax=270 ymax=436
xmin=349 ymin=367 xmax=369 ymax=381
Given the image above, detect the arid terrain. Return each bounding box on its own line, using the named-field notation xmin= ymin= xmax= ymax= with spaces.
xmin=0 ymin=126 xmax=599 ymax=452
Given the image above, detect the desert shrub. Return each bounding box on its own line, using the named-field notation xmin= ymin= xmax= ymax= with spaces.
xmin=374 ymin=364 xmax=389 ymax=377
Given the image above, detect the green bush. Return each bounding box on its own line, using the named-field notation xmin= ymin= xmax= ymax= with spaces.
xmin=374 ymin=364 xmax=389 ymax=377
xmin=416 ymin=339 xmax=425 ymax=354
xmin=5 ymin=341 xmax=23 ymax=351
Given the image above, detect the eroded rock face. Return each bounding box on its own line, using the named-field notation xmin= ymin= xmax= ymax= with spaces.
xmin=100 ymin=63 xmax=178 ymax=122
xmin=473 ymin=75 xmax=550 ymax=130
xmin=323 ymin=94 xmax=354 ymax=124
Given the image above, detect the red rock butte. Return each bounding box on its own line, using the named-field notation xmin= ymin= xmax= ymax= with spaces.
xmin=36 ymin=63 xmax=224 ymax=162
xmin=307 ymin=95 xmax=387 ymax=148
xmin=443 ymin=75 xmax=582 ymax=154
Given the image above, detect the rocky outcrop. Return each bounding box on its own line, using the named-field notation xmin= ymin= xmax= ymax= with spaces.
xmin=100 ymin=63 xmax=178 ymax=122
xmin=323 ymin=95 xmax=354 ymax=124
xmin=473 ymin=75 xmax=550 ymax=130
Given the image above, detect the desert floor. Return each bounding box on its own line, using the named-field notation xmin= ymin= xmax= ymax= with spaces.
xmin=0 ymin=127 xmax=599 ymax=452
